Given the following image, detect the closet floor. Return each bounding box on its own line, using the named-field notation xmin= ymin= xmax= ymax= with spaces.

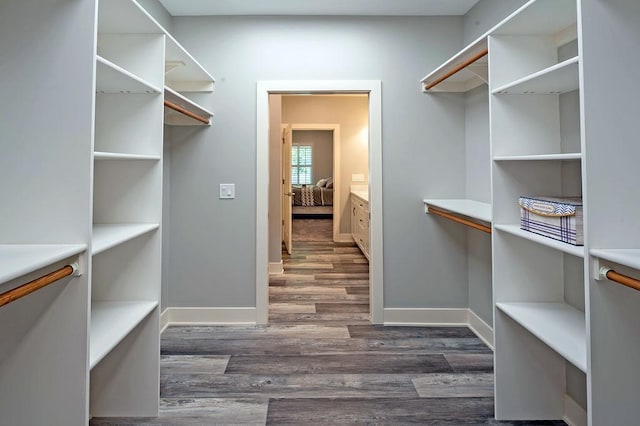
xmin=90 ymin=240 xmax=565 ymax=425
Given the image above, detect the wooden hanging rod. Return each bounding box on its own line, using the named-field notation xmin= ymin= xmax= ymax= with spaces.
xmin=428 ymin=206 xmax=492 ymax=234
xmin=0 ymin=263 xmax=79 ymax=308
xmin=424 ymin=48 xmax=489 ymax=91
xmin=164 ymin=99 xmax=210 ymax=125
xmin=600 ymin=267 xmax=640 ymax=292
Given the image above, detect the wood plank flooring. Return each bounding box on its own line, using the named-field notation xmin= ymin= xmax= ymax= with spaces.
xmin=91 ymin=221 xmax=566 ymax=425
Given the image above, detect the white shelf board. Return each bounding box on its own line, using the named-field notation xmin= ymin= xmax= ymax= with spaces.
xmin=497 ymin=302 xmax=587 ymax=372
xmin=165 ymin=36 xmax=215 ymax=92
xmin=0 ymin=244 xmax=86 ymax=286
xmin=421 ymin=36 xmax=488 ymax=93
xmin=493 ymin=153 xmax=581 ymax=161
xmin=424 ymin=199 xmax=491 ymax=223
xmin=494 ymin=224 xmax=584 ymax=258
xmin=493 ymin=57 xmax=579 ymax=95
xmin=164 ymin=86 xmax=213 ymax=126
xmin=98 ymin=0 xmax=163 ymax=34
xmin=90 ymin=300 xmax=158 ymax=369
xmin=92 ymin=224 xmax=159 ymax=256
xmin=591 ymin=249 xmax=640 ymax=271
xmin=492 ymin=0 xmax=577 ymax=37
xmin=94 ymin=151 xmax=160 ymax=161
xmin=96 ymin=56 xmax=162 ymax=94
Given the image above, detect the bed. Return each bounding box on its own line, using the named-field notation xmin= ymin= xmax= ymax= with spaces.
xmin=292 ymin=179 xmax=334 ymax=217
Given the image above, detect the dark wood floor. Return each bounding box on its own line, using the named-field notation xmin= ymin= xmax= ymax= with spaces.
xmin=91 ymin=220 xmax=565 ymax=425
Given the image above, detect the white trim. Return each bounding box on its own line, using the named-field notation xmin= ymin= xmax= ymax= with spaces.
xmin=269 ymin=261 xmax=283 ymax=274
xmin=290 ymin=123 xmax=341 ymax=242
xmin=468 ymin=309 xmax=494 ymax=350
xmin=563 ymin=394 xmax=587 ymax=426
xmin=257 ymin=80 xmax=384 ymax=325
xmin=383 ymin=308 xmax=469 ymax=326
xmin=160 ymin=308 xmax=170 ymax=333
xmin=160 ymin=307 xmax=257 ymax=325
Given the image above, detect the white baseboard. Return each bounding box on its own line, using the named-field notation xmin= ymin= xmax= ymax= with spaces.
xmin=563 ymin=394 xmax=587 ymax=426
xmin=269 ymin=261 xmax=283 ymax=274
xmin=160 ymin=308 xmax=170 ymax=333
xmin=335 ymin=233 xmax=354 ymax=243
xmin=468 ymin=309 xmax=494 ymax=350
xmin=383 ymin=308 xmax=469 ymax=326
xmin=160 ymin=307 xmax=257 ymax=327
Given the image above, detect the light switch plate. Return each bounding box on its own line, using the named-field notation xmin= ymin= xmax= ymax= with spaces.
xmin=219 ymin=183 xmax=235 ymax=199
xmin=352 ymin=174 xmax=365 ymax=182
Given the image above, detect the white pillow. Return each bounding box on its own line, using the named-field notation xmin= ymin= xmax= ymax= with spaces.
xmin=316 ymin=178 xmax=328 ymax=187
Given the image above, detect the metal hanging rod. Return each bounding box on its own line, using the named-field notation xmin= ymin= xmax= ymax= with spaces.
xmin=0 ymin=263 xmax=80 ymax=308
xmin=599 ymin=267 xmax=640 ymax=292
xmin=164 ymin=99 xmax=210 ymax=125
xmin=423 ymin=47 xmax=489 ymax=91
xmin=428 ymin=206 xmax=492 ymax=234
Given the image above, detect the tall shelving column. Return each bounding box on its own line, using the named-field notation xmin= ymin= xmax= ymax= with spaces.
xmin=581 ymin=0 xmax=640 ymax=423
xmin=90 ymin=0 xmax=164 ymax=417
xmin=489 ymin=0 xmax=586 ymax=421
xmin=0 ymin=0 xmax=95 ymax=424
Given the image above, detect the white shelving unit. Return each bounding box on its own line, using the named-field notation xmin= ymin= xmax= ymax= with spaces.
xmin=420 ymin=36 xmax=488 ymax=92
xmin=581 ymin=0 xmax=640 ymax=424
xmin=92 ymin=224 xmax=160 ymax=255
xmin=0 ymin=245 xmax=86 ymax=285
xmin=493 ymin=56 xmax=579 ymax=95
xmin=420 ymin=6 xmax=495 ymax=348
xmin=489 ymin=0 xmax=586 ymax=422
xmin=496 ymin=302 xmax=586 ymax=372
xmin=90 ymin=301 xmax=159 ymax=368
xmin=96 ymin=56 xmax=162 ymax=94
xmin=94 ymin=151 xmax=161 ymax=161
xmin=0 ymin=0 xmax=95 ymax=424
xmin=494 ymin=224 xmax=584 ymax=258
xmin=164 ymin=86 xmax=213 ymax=126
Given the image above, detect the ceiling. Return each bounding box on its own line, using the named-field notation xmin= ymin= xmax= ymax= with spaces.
xmin=159 ymin=0 xmax=481 ymax=17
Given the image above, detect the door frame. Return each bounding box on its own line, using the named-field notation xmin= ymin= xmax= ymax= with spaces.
xmin=256 ymin=80 xmax=383 ymax=324
xmin=289 ymin=123 xmax=341 ymax=243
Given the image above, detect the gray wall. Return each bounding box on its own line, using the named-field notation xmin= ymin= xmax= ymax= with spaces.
xmin=463 ymin=0 xmax=528 ymax=44
xmin=138 ymin=0 xmax=173 ymax=32
xmin=465 ymin=85 xmax=492 ymax=326
xmin=293 ymin=130 xmax=334 ymax=185
xmin=165 ymin=15 xmax=471 ymax=309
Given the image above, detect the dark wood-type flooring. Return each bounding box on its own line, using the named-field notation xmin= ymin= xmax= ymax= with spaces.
xmin=91 ymin=219 xmax=565 ymax=425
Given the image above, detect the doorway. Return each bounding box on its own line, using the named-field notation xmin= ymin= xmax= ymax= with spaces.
xmin=256 ymin=80 xmax=383 ymax=325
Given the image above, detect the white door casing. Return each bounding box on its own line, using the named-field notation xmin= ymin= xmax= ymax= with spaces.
xmin=282 ymin=124 xmax=293 ymax=255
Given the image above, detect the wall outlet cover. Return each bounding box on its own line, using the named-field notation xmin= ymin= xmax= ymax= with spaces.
xmin=219 ymin=183 xmax=235 ymax=199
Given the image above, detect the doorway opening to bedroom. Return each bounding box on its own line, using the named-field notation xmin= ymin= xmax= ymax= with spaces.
xmin=269 ymin=93 xmax=370 ymax=325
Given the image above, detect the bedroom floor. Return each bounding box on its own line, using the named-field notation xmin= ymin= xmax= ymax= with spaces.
xmin=291 ymin=217 xmax=333 ymax=242
xmin=90 ymin=220 xmax=565 ymax=425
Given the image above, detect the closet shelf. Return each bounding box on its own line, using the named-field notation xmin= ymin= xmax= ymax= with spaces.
xmin=424 ymin=199 xmax=491 ymax=223
xmin=164 ymin=87 xmax=213 ymax=126
xmin=591 ymin=249 xmax=640 ymax=271
xmin=421 ymin=38 xmax=488 ymax=93
xmin=92 ymin=224 xmax=159 ymax=256
xmin=494 ymin=224 xmax=584 ymax=257
xmin=493 ymin=57 xmax=579 ymax=95
xmin=0 ymin=244 xmax=86 ymax=286
xmin=493 ymin=153 xmax=581 ymax=161
xmin=94 ymin=152 xmax=161 ymax=161
xmin=96 ymin=56 xmax=162 ymax=94
xmin=492 ymin=0 xmax=577 ymax=38
xmin=497 ymin=302 xmax=587 ymax=372
xmin=165 ymin=36 xmax=215 ymax=92
xmin=90 ymin=300 xmax=158 ymax=369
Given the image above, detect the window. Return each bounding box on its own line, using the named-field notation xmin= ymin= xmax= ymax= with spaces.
xmin=292 ymin=145 xmax=312 ymax=184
